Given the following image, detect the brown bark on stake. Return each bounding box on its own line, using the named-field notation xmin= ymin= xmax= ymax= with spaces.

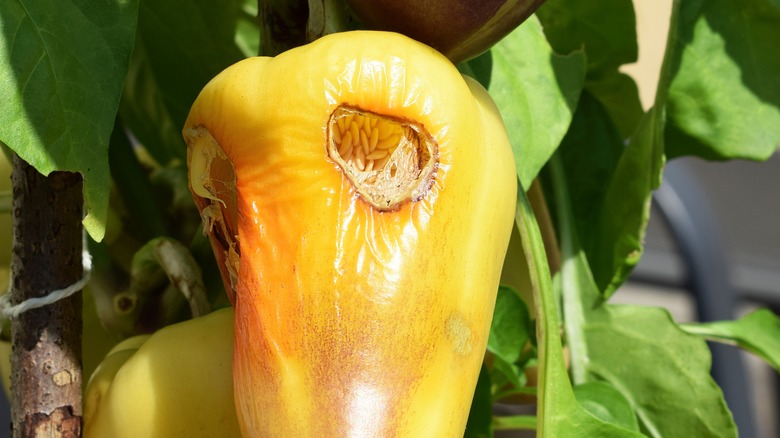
xmin=10 ymin=155 xmax=83 ymax=437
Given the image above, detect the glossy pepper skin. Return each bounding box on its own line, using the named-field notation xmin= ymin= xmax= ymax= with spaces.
xmin=184 ymin=31 xmax=516 ymax=437
xmin=83 ymin=308 xmax=240 ymax=437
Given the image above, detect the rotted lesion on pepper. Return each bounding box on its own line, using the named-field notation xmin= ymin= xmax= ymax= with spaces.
xmin=326 ymin=105 xmax=439 ymax=212
xmin=185 ymin=126 xmax=241 ymax=302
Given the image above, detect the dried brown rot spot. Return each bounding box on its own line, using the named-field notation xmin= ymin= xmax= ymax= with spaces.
xmin=327 ymin=106 xmax=438 ymax=210
xmin=185 ymin=126 xmax=240 ymax=297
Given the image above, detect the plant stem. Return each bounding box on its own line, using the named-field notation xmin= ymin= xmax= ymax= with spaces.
xmin=493 ymin=415 xmax=537 ymax=431
xmin=515 ymin=186 xmax=566 ymax=435
xmin=306 ymin=0 xmax=357 ymax=42
xmin=10 ymin=156 xmax=83 ymax=437
xmin=257 ymin=0 xmax=308 ymax=56
xmin=528 ymin=178 xmax=561 ymax=276
xmin=549 ymin=154 xmax=589 ymax=385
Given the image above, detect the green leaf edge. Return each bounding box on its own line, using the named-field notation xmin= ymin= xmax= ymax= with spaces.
xmin=515 ymin=184 xmax=644 ymax=437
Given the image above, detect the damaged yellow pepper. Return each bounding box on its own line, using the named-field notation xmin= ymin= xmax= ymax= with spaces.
xmin=185 ymin=31 xmax=516 ymax=436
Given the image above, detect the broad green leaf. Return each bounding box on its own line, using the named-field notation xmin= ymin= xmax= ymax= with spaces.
xmin=682 ymin=308 xmax=780 ymax=371
xmin=553 ymin=92 xmax=622 ymax=293
xmin=562 ymin=0 xmax=699 ymax=296
xmin=488 ymin=285 xmax=531 ymax=364
xmin=568 ymin=0 xmax=710 ymax=297
xmin=585 ymin=72 xmax=644 ymax=139
xmin=665 ymin=0 xmax=780 ymax=161
xmin=536 ymin=0 xmax=637 ymax=75
xmin=537 ymin=0 xmax=643 ymax=138
xmin=464 ymin=365 xmax=493 ymax=438
xmin=586 ymin=305 xmax=737 ymax=438
xmin=552 ymin=91 xmax=663 ymax=297
xmin=573 ymin=381 xmax=639 ymax=432
xmin=489 ymin=16 xmax=586 ymax=190
xmin=551 ymin=146 xmax=734 ymax=437
xmin=514 ymin=188 xmax=643 ymax=437
xmin=593 ymin=104 xmax=664 ymax=297
xmin=120 ymin=0 xmax=247 ymax=165
xmin=486 ymin=280 xmax=534 ymax=397
xmin=0 ymin=0 xmax=139 ymax=241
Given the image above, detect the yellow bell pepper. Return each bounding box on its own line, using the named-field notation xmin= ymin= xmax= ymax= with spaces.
xmin=184 ymin=30 xmax=516 ymax=437
xmin=83 ymin=308 xmax=240 ymax=437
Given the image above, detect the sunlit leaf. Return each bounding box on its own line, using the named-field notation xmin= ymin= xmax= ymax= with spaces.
xmin=537 ymin=0 xmax=643 ymax=138
xmin=552 ymin=92 xmax=663 ymax=298
xmin=585 ymin=72 xmax=644 ymax=139
xmin=573 ymin=381 xmax=639 ymax=432
xmin=595 ymin=108 xmax=665 ymax=296
xmin=550 ymin=144 xmax=734 ymax=437
xmin=553 ymin=93 xmax=622 ymax=293
xmin=489 ymin=16 xmax=585 ymax=189
xmin=586 ymin=305 xmax=737 ymax=437
xmin=665 ymin=0 xmax=780 ymax=161
xmin=488 ymin=285 xmax=531 ymax=364
xmin=536 ymin=0 xmax=637 ymax=75
xmin=0 ymin=0 xmax=138 ymax=240
xmin=682 ymin=308 xmax=780 ymax=371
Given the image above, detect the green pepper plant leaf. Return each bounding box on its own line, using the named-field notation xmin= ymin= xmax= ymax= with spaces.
xmin=664 ymin=0 xmax=780 ymax=161
xmin=486 ymin=285 xmax=532 ymax=389
xmin=550 ymin=85 xmax=665 ymax=298
xmin=584 ymin=305 xmax=737 ymax=437
xmin=515 ymin=186 xmax=644 ymax=437
xmin=488 ymin=15 xmax=586 ymax=190
xmin=547 ymin=0 xmax=680 ymax=297
xmin=488 ymin=285 xmax=531 ymax=366
xmin=682 ymin=309 xmax=780 ymax=372
xmin=573 ymin=381 xmax=640 ymax=433
xmin=548 ymin=152 xmax=737 ymax=437
xmin=0 ymin=0 xmax=139 ymax=241
xmin=536 ymin=0 xmax=644 ymax=138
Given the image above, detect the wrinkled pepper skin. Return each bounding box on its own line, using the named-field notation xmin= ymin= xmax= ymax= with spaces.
xmin=184 ymin=31 xmax=516 ymax=437
xmin=345 ymin=0 xmax=546 ymax=64
xmin=83 ymin=308 xmax=240 ymax=437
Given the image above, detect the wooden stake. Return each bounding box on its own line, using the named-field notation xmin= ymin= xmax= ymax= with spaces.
xmin=10 ymin=155 xmax=83 ymax=437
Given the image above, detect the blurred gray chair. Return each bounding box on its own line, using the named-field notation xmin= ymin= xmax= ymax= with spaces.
xmin=652 ymin=159 xmax=756 ymax=438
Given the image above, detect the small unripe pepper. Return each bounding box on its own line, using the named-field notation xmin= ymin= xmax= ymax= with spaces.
xmin=83 ymin=308 xmax=240 ymax=437
xmin=184 ymin=31 xmax=516 ymax=437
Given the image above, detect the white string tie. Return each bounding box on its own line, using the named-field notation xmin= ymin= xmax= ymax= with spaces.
xmin=0 ymin=243 xmax=92 ymax=320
